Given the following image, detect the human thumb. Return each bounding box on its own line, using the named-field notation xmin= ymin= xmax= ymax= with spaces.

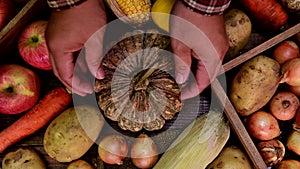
xmin=171 ymin=38 xmax=192 ymax=84
xmin=84 ymin=29 xmax=105 ymax=79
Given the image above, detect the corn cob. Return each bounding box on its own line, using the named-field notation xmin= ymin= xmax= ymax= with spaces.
xmin=153 ymin=109 xmax=230 ymax=169
xmin=115 ymin=0 xmax=151 ymax=24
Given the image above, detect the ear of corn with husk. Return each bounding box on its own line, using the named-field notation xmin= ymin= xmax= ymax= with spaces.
xmin=153 ymin=109 xmax=230 ymax=169
xmin=106 ymin=0 xmax=151 ymax=25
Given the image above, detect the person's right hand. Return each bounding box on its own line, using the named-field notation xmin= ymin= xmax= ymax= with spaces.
xmin=46 ymin=0 xmax=107 ymax=96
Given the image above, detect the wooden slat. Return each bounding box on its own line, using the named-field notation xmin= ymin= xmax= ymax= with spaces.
xmin=0 ymin=0 xmax=47 ymax=57
xmin=219 ymin=23 xmax=300 ymax=75
xmin=212 ymin=21 xmax=300 ymax=169
xmin=211 ymin=79 xmax=267 ymax=169
xmin=0 ymin=1 xmax=298 ymax=168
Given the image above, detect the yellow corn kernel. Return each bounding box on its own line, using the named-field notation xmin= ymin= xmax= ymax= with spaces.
xmin=116 ymin=0 xmax=150 ymax=24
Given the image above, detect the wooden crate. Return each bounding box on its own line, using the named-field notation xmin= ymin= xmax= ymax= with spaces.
xmin=0 ymin=0 xmax=299 ymax=168
xmin=212 ymin=23 xmax=300 ymax=169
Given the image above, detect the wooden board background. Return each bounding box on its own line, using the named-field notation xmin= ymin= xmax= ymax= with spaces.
xmin=0 ymin=0 xmax=300 ymax=168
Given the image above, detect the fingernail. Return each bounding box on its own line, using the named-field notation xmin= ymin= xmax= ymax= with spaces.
xmin=176 ymin=73 xmax=185 ymax=84
xmin=96 ymin=68 xmax=105 ymax=79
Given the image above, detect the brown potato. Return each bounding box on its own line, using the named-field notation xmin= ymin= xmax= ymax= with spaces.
xmin=43 ymin=105 xmax=105 ymax=162
xmin=206 ymin=145 xmax=253 ymax=169
xmin=224 ymin=8 xmax=252 ymax=61
xmin=2 ymin=148 xmax=46 ymax=169
xmin=229 ymin=55 xmax=281 ymax=116
xmin=286 ymin=130 xmax=300 ymax=155
xmin=67 ymin=160 xmax=95 ymax=169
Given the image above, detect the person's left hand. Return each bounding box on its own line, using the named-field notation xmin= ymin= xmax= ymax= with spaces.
xmin=170 ymin=0 xmax=229 ymax=100
xmin=46 ymin=0 xmax=107 ymax=96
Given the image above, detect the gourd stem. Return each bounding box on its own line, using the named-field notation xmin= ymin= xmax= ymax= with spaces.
xmin=136 ymin=63 xmax=158 ymax=85
xmin=140 ymin=68 xmax=156 ymax=82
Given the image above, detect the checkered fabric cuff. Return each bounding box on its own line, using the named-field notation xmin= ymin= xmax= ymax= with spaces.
xmin=47 ymin=0 xmax=87 ymax=10
xmin=182 ymin=0 xmax=231 ymax=15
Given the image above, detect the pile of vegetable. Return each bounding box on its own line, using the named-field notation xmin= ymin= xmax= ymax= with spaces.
xmin=0 ymin=0 xmax=300 ymax=168
xmin=229 ymin=36 xmax=300 ymax=167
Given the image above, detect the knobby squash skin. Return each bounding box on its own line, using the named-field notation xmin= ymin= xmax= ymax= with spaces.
xmin=238 ymin=0 xmax=288 ymax=33
xmin=229 ymin=55 xmax=282 ymax=116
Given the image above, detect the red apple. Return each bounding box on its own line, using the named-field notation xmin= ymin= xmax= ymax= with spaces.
xmin=18 ymin=20 xmax=52 ymax=70
xmin=0 ymin=64 xmax=40 ymax=114
xmin=0 ymin=0 xmax=17 ymax=30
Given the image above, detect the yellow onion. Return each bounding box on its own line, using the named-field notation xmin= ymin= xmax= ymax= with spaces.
xmin=131 ymin=133 xmax=159 ymax=168
xmin=277 ymin=159 xmax=300 ymax=169
xmin=98 ymin=134 xmax=128 ymax=165
xmin=257 ymin=139 xmax=285 ymax=167
xmin=281 ymin=58 xmax=300 ymax=86
xmin=287 ymin=84 xmax=300 ymax=97
xmin=293 ymin=108 xmax=300 ymax=131
xmin=272 ymin=40 xmax=299 ymax=65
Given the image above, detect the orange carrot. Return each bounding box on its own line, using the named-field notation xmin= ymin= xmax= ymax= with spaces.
xmin=0 ymin=86 xmax=72 ymax=153
xmin=238 ymin=0 xmax=288 ymax=32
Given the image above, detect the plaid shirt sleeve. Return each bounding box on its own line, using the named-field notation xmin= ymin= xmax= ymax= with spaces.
xmin=47 ymin=0 xmax=231 ymax=13
xmin=182 ymin=0 xmax=231 ymax=15
xmin=47 ymin=0 xmax=86 ymax=10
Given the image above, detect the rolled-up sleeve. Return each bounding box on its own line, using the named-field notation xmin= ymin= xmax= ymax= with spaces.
xmin=182 ymin=0 xmax=231 ymax=15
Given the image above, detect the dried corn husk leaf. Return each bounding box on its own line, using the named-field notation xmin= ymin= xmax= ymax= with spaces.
xmin=153 ymin=110 xmax=230 ymax=169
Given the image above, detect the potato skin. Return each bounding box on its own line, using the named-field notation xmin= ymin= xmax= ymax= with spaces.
xmin=43 ymin=105 xmax=105 ymax=162
xmin=230 ymin=55 xmax=281 ymax=116
xmin=206 ymin=145 xmax=253 ymax=169
xmin=67 ymin=160 xmax=96 ymax=169
xmin=224 ymin=8 xmax=252 ymax=61
xmin=2 ymin=148 xmax=46 ymax=169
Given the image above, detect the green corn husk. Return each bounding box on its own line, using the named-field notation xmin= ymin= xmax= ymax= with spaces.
xmin=153 ymin=109 xmax=230 ymax=169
